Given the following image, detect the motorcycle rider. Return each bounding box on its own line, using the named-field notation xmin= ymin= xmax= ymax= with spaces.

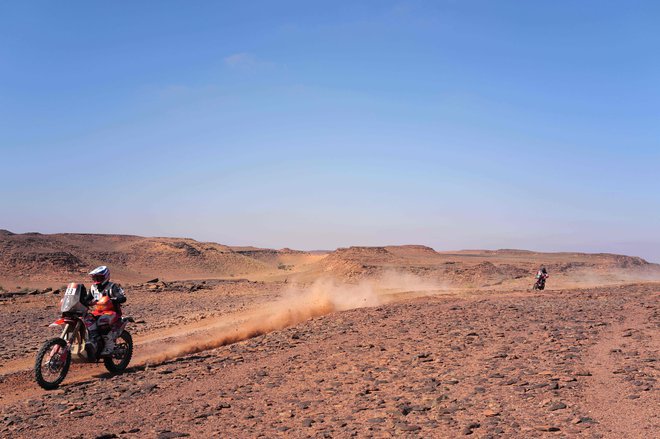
xmin=535 ymin=266 xmax=549 ymax=287
xmin=83 ymin=266 xmax=126 ymax=356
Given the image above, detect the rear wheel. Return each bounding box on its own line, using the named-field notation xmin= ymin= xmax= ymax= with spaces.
xmin=103 ymin=330 xmax=133 ymax=374
xmin=34 ymin=338 xmax=71 ymax=390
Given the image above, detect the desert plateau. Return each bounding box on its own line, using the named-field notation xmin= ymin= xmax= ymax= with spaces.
xmin=0 ymin=231 xmax=657 ymax=438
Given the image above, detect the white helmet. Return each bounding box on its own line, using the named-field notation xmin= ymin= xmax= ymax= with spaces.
xmin=89 ymin=266 xmax=110 ymax=285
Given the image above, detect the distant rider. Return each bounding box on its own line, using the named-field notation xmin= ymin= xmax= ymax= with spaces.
xmin=535 ymin=266 xmax=549 ymax=287
xmin=83 ymin=266 xmax=126 ymax=355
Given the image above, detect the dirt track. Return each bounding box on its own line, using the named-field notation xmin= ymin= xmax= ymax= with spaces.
xmin=1 ymin=283 xmax=657 ymax=438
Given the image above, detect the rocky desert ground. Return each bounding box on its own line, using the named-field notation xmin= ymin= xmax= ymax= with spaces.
xmin=0 ymin=231 xmax=658 ymax=438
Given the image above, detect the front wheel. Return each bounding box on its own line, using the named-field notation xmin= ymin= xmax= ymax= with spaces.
xmin=103 ymin=330 xmax=133 ymax=374
xmin=34 ymin=338 xmax=71 ymax=390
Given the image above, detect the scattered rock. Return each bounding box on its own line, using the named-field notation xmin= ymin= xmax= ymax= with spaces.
xmin=157 ymin=432 xmax=189 ymax=439
xmin=548 ymin=402 xmax=567 ymax=411
xmin=535 ymin=425 xmax=560 ymax=432
xmin=572 ymin=417 xmax=597 ymax=425
xmin=396 ymin=423 xmax=421 ymax=431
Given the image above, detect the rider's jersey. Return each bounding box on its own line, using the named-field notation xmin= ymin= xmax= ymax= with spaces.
xmin=90 ymin=282 xmax=126 ymax=303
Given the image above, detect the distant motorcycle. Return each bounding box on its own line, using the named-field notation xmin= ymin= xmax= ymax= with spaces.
xmin=34 ymin=283 xmax=134 ymax=389
xmin=532 ymin=273 xmax=549 ymax=291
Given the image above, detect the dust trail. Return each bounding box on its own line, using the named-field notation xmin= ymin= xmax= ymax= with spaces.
xmin=139 ymin=274 xmax=449 ymax=365
xmin=552 ymin=268 xmax=660 ymax=290
xmin=141 ymin=277 xmax=384 ymax=364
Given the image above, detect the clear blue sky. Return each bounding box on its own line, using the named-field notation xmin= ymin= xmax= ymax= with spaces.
xmin=1 ymin=1 xmax=659 ymax=261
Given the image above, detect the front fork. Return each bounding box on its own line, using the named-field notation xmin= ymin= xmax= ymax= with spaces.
xmin=60 ymin=321 xmax=82 ymax=345
xmin=49 ymin=321 xmax=80 ymax=361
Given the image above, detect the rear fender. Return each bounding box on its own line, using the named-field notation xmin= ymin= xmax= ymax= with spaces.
xmin=116 ymin=316 xmax=134 ymax=333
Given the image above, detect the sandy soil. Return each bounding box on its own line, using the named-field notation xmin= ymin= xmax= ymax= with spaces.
xmin=0 ymin=282 xmax=657 ymax=438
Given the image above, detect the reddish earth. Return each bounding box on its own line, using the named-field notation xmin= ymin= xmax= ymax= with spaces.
xmin=0 ymin=231 xmax=658 ymax=438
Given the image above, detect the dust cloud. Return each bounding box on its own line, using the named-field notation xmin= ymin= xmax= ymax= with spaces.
xmin=142 ymin=274 xmax=444 ymax=365
xmin=552 ymin=268 xmax=660 ymax=290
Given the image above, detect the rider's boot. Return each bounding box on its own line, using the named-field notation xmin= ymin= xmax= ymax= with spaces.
xmin=100 ymin=334 xmax=115 ymax=355
xmin=86 ymin=330 xmax=99 ymax=357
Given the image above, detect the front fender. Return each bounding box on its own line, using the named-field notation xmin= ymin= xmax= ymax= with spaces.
xmin=49 ymin=318 xmax=68 ymax=327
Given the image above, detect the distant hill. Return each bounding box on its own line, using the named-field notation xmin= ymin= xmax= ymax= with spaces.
xmin=1 ymin=231 xmax=658 ymax=289
xmin=311 ymin=245 xmax=660 ymax=288
xmin=0 ymin=231 xmax=309 ymax=286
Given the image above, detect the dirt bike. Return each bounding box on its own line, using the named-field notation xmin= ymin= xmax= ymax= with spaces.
xmin=532 ymin=276 xmax=547 ymax=291
xmin=34 ymin=282 xmax=134 ymax=390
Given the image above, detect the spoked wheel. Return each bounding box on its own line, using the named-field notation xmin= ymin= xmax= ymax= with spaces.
xmin=103 ymin=330 xmax=133 ymax=374
xmin=34 ymin=338 xmax=71 ymax=390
